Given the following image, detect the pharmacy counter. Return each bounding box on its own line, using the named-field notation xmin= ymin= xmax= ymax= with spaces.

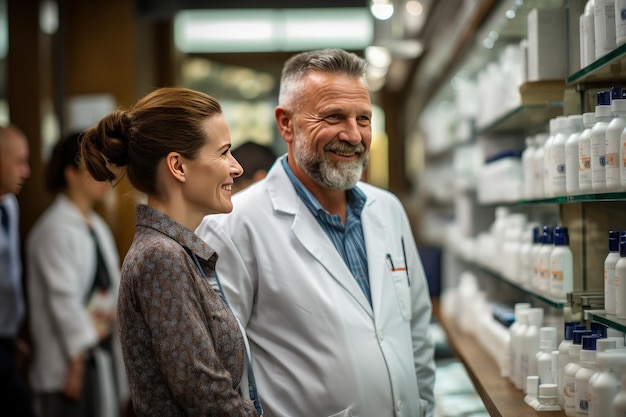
xmin=433 ymin=298 xmax=565 ymax=417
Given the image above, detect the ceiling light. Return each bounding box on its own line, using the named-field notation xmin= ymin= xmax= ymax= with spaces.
xmin=174 ymin=8 xmax=373 ymax=53
xmin=406 ymin=1 xmax=424 ymax=16
xmin=366 ymin=46 xmax=392 ymax=68
xmin=370 ymin=0 xmax=394 ymax=21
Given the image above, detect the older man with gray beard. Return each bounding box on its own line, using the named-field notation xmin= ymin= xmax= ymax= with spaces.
xmin=197 ymin=48 xmax=435 ymax=417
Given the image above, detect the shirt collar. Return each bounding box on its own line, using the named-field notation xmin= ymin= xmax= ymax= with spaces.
xmin=135 ymin=204 xmax=217 ymax=262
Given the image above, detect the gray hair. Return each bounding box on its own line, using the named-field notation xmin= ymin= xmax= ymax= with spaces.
xmin=278 ymin=49 xmax=368 ymax=109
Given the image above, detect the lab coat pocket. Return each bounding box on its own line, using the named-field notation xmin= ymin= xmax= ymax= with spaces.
xmin=327 ymin=409 xmax=353 ymax=417
xmin=388 ymin=256 xmax=411 ymax=321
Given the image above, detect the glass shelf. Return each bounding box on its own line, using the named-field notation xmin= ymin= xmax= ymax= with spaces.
xmin=478 ymin=103 xmax=564 ymax=135
xmin=487 ymin=191 xmax=626 ymax=206
xmin=478 ymin=263 xmax=567 ymax=309
xmin=586 ymin=310 xmax=626 ymax=333
xmin=567 ymin=43 xmax=626 ymax=86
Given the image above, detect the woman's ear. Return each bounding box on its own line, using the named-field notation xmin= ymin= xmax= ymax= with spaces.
xmin=64 ymin=165 xmax=78 ymax=186
xmin=166 ymin=152 xmax=186 ymax=183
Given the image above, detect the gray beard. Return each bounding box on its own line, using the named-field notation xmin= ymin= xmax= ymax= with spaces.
xmin=293 ymin=128 xmax=368 ymax=190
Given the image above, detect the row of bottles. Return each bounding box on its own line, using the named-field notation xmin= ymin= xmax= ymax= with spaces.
xmin=605 ymin=230 xmax=626 ymax=319
xmin=521 ymin=88 xmax=626 ymax=200
xmin=487 ymin=208 xmax=572 ymax=301
xmin=579 ymin=0 xmax=626 ymax=68
xmin=509 ymin=306 xmax=626 ymax=415
xmin=475 ymin=206 xmax=626 ymax=323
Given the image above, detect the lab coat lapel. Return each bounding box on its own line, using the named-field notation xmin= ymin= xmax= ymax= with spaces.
xmin=267 ymin=160 xmax=374 ymax=316
xmin=360 ymin=194 xmax=387 ymax=321
xmin=291 ymin=214 xmax=374 ymax=317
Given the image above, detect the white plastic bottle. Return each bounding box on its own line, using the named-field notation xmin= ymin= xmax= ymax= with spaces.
xmin=590 ymin=349 xmax=626 ymax=417
xmin=551 ymin=116 xmax=573 ymax=197
xmin=559 ymin=322 xmax=584 ymax=408
xmin=588 ymin=342 xmax=618 ymax=417
xmin=605 ymin=230 xmax=621 ymax=315
xmin=564 ymin=329 xmax=594 ymax=416
xmin=537 ymin=226 xmax=554 ymax=295
xmin=502 ymin=213 xmax=527 ymax=281
xmin=514 ymin=309 xmax=531 ymax=389
xmin=566 ymin=114 xmax=585 ymax=195
xmin=537 ymin=326 xmax=558 ymax=385
xmin=534 ymin=133 xmax=549 ymax=198
xmin=617 ymin=0 xmax=626 ymax=46
xmin=581 ymin=0 xmax=597 ymax=67
xmin=531 ymin=225 xmax=544 ymax=290
xmin=612 ymin=362 xmax=626 ymax=416
xmin=519 ymin=223 xmax=539 ymax=287
xmin=595 ymin=0 xmax=617 ymax=60
xmin=579 ymin=112 xmax=597 ymax=194
xmin=575 ymin=334 xmax=601 ymax=416
xmin=615 ymin=232 xmax=626 ymax=319
xmin=591 ymin=91 xmax=612 ymax=193
xmin=522 ymin=135 xmax=536 ymax=199
xmin=606 ymin=87 xmax=626 ymax=190
xmin=619 ymin=109 xmax=626 ymax=189
xmin=522 ymin=308 xmax=544 ymax=384
xmin=544 ymin=118 xmax=559 ymax=197
xmin=551 ymin=226 xmax=574 ymax=300
xmin=509 ymin=303 xmax=531 ymax=387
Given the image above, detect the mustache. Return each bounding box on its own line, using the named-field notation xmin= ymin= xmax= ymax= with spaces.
xmin=324 ymin=141 xmax=366 ymax=154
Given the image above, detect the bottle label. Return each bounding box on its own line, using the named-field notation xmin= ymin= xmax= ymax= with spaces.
xmin=551 ymin=257 xmax=564 ymax=282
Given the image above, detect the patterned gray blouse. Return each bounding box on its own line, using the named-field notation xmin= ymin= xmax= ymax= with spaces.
xmin=118 ymin=204 xmax=258 ymax=417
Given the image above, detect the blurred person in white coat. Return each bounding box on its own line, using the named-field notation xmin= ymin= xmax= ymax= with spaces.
xmin=197 ymin=48 xmax=436 ymax=417
xmin=26 ymin=132 xmax=127 ymax=417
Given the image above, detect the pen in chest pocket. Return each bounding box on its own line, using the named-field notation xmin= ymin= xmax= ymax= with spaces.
xmin=386 ymin=237 xmax=411 ymax=287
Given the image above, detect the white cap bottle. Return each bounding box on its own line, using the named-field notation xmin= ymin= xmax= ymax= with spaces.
xmin=522 ymin=308 xmax=544 ymax=384
xmin=509 ymin=303 xmax=531 ymax=387
xmin=536 ymin=326 xmax=558 ymax=385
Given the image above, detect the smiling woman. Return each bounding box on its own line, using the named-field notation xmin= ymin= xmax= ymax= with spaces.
xmin=78 ymin=87 xmax=263 ymax=417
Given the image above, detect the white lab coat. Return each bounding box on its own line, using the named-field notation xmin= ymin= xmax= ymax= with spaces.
xmin=26 ymin=194 xmax=127 ymax=414
xmin=197 ymin=156 xmax=435 ymax=417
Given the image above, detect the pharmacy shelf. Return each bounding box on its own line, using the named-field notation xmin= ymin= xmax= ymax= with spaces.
xmin=477 ymin=103 xmax=564 ymax=136
xmin=479 ymin=265 xmax=567 ymax=309
xmin=567 ymin=43 xmax=626 ymax=86
xmin=435 ymin=299 xmax=566 ymax=417
xmin=586 ymin=310 xmax=626 ymax=334
xmin=485 ymin=191 xmax=626 ymax=207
